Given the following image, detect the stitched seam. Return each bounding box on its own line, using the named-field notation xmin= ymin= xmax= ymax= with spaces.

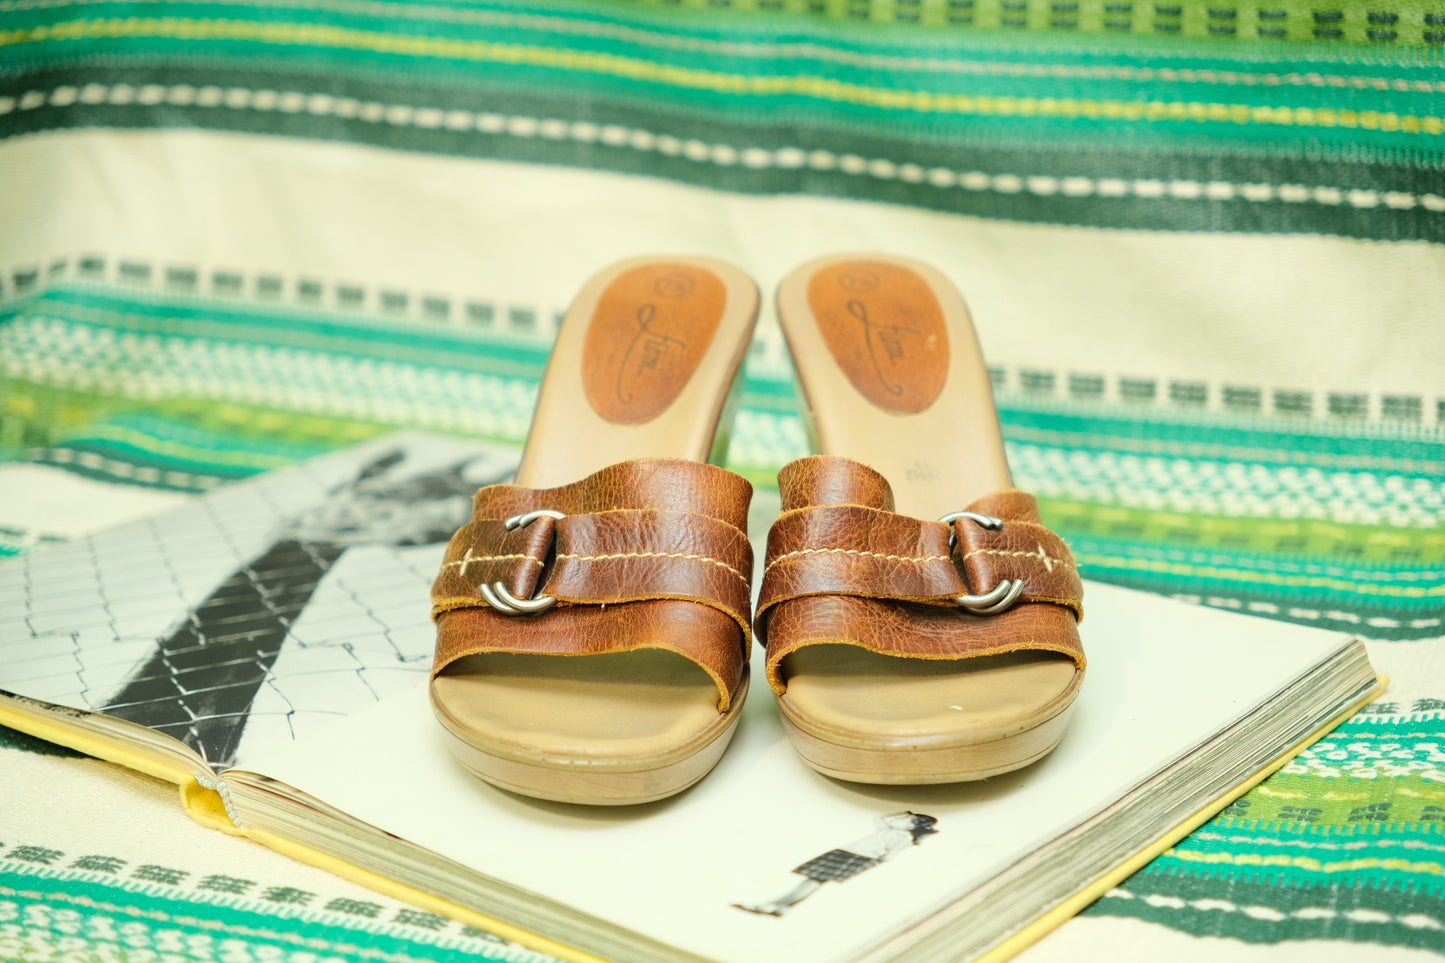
xmin=962 ymin=548 xmax=1076 ymax=570
xmin=765 ymin=547 xmax=951 ymax=574
xmin=557 ymin=551 xmax=749 ymax=587
xmin=442 ymin=547 xmax=544 ymax=574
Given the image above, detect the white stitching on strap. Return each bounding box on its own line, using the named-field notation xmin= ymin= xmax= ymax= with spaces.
xmin=557 ymin=551 xmax=750 ymax=587
xmin=764 ymin=547 xmax=951 ymax=574
xmin=442 ymin=546 xmax=545 ymax=576
xmin=962 ymin=547 xmax=1075 ymax=572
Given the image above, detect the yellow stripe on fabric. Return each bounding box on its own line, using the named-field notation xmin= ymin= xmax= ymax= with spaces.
xmin=47 ymin=422 xmax=295 ymax=470
xmin=1086 ymin=554 xmax=1445 ymax=598
xmin=10 ymin=0 xmax=1445 ymax=95
xmin=1166 ymin=849 xmax=1445 ymax=876
xmin=5 ymin=18 xmax=1445 ymax=136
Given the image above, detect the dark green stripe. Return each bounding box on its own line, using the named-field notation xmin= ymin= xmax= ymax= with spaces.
xmin=621 ymin=0 xmax=1445 ymax=48
xmin=1 ymin=63 xmax=1440 ymax=242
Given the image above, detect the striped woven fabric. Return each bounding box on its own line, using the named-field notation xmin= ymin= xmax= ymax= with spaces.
xmin=1 ymin=1 xmax=1441 ymax=961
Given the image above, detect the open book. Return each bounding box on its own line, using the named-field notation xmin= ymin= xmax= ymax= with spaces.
xmin=0 ymin=433 xmax=1381 ymax=963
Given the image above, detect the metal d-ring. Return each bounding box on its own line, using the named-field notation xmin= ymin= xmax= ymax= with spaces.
xmin=952 ymin=579 xmax=1025 ymax=615
xmin=504 ymin=508 xmax=567 ymax=531
xmin=479 ymin=580 xmax=559 ymax=615
xmin=938 ymin=509 xmax=1005 ymax=547
xmin=939 ymin=509 xmax=1022 ymax=615
xmin=483 ymin=509 xmax=567 ymax=616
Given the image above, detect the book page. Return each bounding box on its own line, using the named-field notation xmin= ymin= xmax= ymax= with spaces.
xmin=0 ymin=433 xmax=515 ymax=771
xmin=250 ymin=582 xmax=1366 ymax=963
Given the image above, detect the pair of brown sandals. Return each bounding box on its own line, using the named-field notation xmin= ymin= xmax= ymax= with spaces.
xmin=429 ymin=255 xmax=1086 ymax=806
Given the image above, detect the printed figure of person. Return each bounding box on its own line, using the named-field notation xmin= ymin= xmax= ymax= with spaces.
xmin=734 ymin=811 xmax=939 ymax=917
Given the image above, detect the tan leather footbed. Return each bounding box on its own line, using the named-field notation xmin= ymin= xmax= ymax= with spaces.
xmin=775 ymin=254 xmax=1077 ymax=779
xmin=516 ymin=258 xmax=757 ymax=490
xmin=435 ymin=651 xmax=733 ymax=763
xmin=778 ymin=255 xmax=1010 ymax=522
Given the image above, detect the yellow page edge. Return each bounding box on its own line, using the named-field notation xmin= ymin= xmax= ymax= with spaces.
xmin=976 ymin=673 xmax=1389 ymax=963
xmin=241 ymin=823 xmax=614 ymax=963
xmin=0 ymin=695 xmax=607 ymax=963
xmin=1 ymin=677 xmax=1388 ymax=963
xmin=0 ymin=696 xmax=200 ymax=790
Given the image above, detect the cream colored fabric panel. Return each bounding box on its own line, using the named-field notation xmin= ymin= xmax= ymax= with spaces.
xmin=3 ymin=128 xmax=1440 ymax=418
xmin=0 ymin=463 xmax=191 ymax=541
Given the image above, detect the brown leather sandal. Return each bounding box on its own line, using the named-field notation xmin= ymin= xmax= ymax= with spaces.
xmin=429 ymin=256 xmax=759 ymax=805
xmin=757 ymin=254 xmax=1085 ymax=785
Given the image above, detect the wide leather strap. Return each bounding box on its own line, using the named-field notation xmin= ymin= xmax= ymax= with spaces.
xmin=431 ymin=458 xmax=754 ymax=710
xmin=757 ymin=456 xmax=1084 ymax=696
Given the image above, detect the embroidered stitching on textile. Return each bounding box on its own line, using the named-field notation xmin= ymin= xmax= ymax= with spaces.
xmin=5 ymin=87 xmax=1444 ymax=211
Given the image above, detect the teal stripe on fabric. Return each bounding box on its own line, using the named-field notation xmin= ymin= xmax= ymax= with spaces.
xmin=9 ymin=0 xmax=1445 ymax=66
xmin=12 ymin=283 xmax=1444 ymax=482
xmin=1084 ymin=872 xmax=1445 ymax=948
xmin=1067 ymin=536 xmax=1445 ymax=592
xmin=1065 ymin=540 xmax=1444 ymax=639
xmin=1000 ymin=406 xmax=1445 ymax=475
xmin=1155 ymin=841 xmax=1445 ymax=891
xmin=87 ymin=412 xmax=336 ymax=467
xmin=5 ymin=17 xmax=1440 ymax=158
xmin=1287 ymin=710 xmax=1445 ymax=759
xmin=10 ymin=286 xmax=555 ymax=375
xmin=0 ymin=865 xmax=548 ymax=963
xmin=44 ymin=435 xmax=285 ymax=481
xmin=9 ymin=0 xmax=1445 ymax=52
xmin=1 ymin=283 xmax=556 ymax=471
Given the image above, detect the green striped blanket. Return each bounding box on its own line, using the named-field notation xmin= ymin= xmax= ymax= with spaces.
xmin=1 ymin=1 xmax=1441 ymax=960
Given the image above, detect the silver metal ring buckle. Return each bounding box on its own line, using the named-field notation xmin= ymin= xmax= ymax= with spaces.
xmin=481 ymin=509 xmax=565 ymax=616
xmin=939 ymin=509 xmax=1023 ymax=615
xmin=939 ymin=510 xmax=1005 ymax=545
xmin=952 ymin=579 xmax=1025 ymax=615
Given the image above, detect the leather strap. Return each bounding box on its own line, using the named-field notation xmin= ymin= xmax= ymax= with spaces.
xmin=431 ymin=458 xmax=754 ymax=710
xmin=952 ymin=490 xmax=1083 ymax=618
xmin=757 ymin=456 xmax=1084 ymax=696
